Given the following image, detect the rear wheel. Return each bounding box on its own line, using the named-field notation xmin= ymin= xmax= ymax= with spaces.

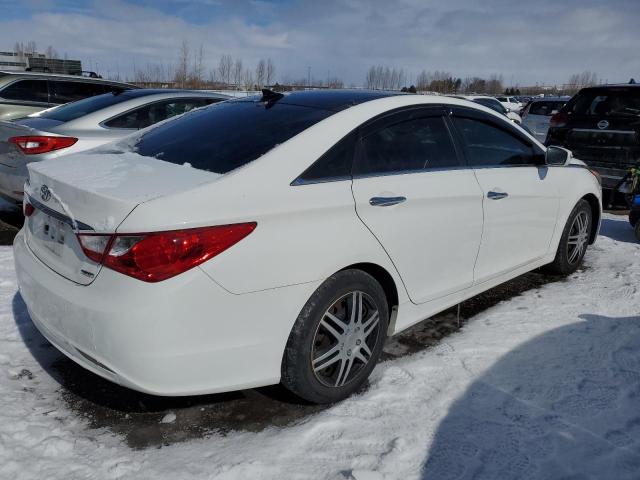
xmin=543 ymin=199 xmax=592 ymax=275
xmin=281 ymin=270 xmax=388 ymax=404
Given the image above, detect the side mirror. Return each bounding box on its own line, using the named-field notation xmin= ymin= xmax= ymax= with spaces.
xmin=545 ymin=146 xmax=572 ymax=166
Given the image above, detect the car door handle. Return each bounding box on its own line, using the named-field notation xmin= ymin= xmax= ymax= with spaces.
xmin=369 ymin=196 xmax=407 ymax=207
xmin=487 ymin=191 xmax=509 ymax=200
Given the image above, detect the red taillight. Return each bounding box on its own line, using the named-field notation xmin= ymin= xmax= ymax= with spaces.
xmin=77 ymin=223 xmax=256 ymax=282
xmin=549 ymin=112 xmax=568 ymax=128
xmin=9 ymin=136 xmax=78 ymax=155
xmin=23 ymin=203 xmax=35 ymax=217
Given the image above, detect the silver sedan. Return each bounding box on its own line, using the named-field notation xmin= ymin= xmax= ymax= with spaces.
xmin=0 ymin=89 xmax=229 ymax=203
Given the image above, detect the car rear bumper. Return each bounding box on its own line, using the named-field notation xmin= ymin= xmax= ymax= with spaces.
xmin=14 ymin=229 xmax=318 ymax=396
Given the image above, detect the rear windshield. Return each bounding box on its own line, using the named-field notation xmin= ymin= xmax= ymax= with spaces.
xmin=473 ymin=97 xmax=507 ymax=114
xmin=529 ymin=101 xmax=566 ymax=116
xmin=567 ymin=88 xmax=640 ymax=117
xmin=38 ymin=91 xmax=134 ymax=122
xmin=133 ymin=98 xmax=336 ymax=174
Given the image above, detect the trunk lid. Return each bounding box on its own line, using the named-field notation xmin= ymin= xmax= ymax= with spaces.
xmin=25 ymin=148 xmax=221 ymax=285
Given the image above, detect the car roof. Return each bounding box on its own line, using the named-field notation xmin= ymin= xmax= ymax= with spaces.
xmin=0 ymin=70 xmax=137 ymax=87
xmin=252 ymin=89 xmax=403 ymax=112
xmin=103 ymin=89 xmax=231 ymax=99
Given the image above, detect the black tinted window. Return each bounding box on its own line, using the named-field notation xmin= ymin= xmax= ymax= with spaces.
xmin=50 ymin=81 xmax=117 ymax=104
xmin=40 ymin=91 xmax=134 ymax=122
xmin=453 ymin=117 xmax=535 ymax=166
xmin=474 ymin=98 xmax=507 ymax=114
xmin=0 ymin=80 xmax=48 ymax=103
xmin=356 ymin=116 xmax=458 ymax=176
xmin=105 ymin=98 xmax=211 ymax=129
xmin=529 ymin=101 xmax=566 ymax=116
xmin=297 ymin=132 xmax=356 ymax=182
xmin=568 ymin=88 xmax=640 ymax=117
xmin=134 ymin=99 xmax=335 ymax=174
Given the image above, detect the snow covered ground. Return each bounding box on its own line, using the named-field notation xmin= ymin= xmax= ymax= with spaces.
xmin=0 ymin=214 xmax=639 ymax=480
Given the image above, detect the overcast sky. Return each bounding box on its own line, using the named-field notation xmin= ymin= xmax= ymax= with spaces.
xmin=1 ymin=0 xmax=638 ymax=86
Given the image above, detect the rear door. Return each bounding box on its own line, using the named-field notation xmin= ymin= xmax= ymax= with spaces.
xmin=450 ymin=107 xmax=560 ymax=283
xmin=351 ymin=106 xmax=484 ymax=304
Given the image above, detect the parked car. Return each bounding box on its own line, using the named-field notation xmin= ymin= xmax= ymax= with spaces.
xmin=453 ymin=95 xmax=522 ymax=124
xmin=495 ymin=95 xmax=522 ymax=112
xmin=520 ymin=96 xmax=570 ymax=142
xmin=0 ymin=89 xmax=229 ymax=203
xmin=14 ymin=90 xmax=601 ymax=404
xmin=0 ymin=71 xmax=137 ymax=121
xmin=546 ymin=84 xmax=640 ymax=201
xmin=630 ymin=194 xmax=640 ymax=241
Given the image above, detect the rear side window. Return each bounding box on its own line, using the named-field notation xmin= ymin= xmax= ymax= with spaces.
xmin=0 ymin=79 xmax=48 ymax=103
xmin=104 ymin=98 xmax=213 ymax=129
xmin=39 ymin=91 xmax=135 ymax=122
xmin=296 ymin=132 xmax=356 ymax=183
xmin=529 ymin=101 xmax=566 ymax=116
xmin=50 ymin=81 xmax=116 ymax=104
xmin=134 ymin=99 xmax=335 ymax=174
xmin=453 ymin=116 xmax=536 ymax=167
xmin=355 ymin=116 xmax=459 ymax=176
xmin=568 ymin=88 xmax=640 ymax=116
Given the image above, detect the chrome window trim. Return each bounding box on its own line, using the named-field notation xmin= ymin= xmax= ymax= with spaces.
xmin=26 ymin=194 xmax=94 ymax=231
xmin=570 ymin=128 xmax=636 ymax=135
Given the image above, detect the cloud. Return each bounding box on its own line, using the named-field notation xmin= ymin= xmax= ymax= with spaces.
xmin=0 ymin=0 xmax=638 ymax=86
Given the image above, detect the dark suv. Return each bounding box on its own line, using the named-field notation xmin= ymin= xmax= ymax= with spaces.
xmin=546 ymin=84 xmax=640 ymax=201
xmin=0 ymin=71 xmax=137 ymax=120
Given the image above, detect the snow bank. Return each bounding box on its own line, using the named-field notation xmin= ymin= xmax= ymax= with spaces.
xmin=0 ymin=214 xmax=639 ymax=479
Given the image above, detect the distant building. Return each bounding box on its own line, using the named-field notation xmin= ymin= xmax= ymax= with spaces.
xmin=0 ymin=51 xmax=28 ymax=71
xmin=0 ymin=50 xmax=82 ymax=75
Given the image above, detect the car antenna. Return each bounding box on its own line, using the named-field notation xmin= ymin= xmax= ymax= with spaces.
xmin=260 ymin=88 xmax=284 ymax=108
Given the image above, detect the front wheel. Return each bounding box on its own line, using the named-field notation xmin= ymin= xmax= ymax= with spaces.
xmin=281 ymin=270 xmax=389 ymax=404
xmin=542 ymin=199 xmax=592 ymax=275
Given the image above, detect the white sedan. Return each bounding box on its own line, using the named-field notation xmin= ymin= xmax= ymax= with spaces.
xmin=14 ymin=90 xmax=602 ymax=404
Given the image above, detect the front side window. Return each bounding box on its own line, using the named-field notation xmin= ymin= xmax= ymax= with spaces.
xmin=453 ymin=116 xmax=536 ymax=167
xmin=0 ymin=79 xmax=48 ymax=103
xmin=104 ymin=98 xmax=212 ymax=129
xmin=355 ymin=115 xmax=459 ymax=176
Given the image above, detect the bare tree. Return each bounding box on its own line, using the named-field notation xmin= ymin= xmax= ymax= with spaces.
xmin=218 ymin=54 xmax=233 ymax=85
xmin=255 ymin=59 xmax=266 ymax=87
xmin=243 ymin=67 xmax=255 ymax=90
xmin=175 ymin=40 xmax=190 ymax=88
xmin=566 ymin=70 xmax=599 ymax=93
xmin=233 ymin=58 xmax=243 ymax=87
xmin=190 ymin=44 xmax=205 ymax=89
xmin=266 ymin=58 xmax=276 ymax=85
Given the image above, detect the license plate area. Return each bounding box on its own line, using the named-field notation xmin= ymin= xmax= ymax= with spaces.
xmin=42 ymin=216 xmax=67 ymax=257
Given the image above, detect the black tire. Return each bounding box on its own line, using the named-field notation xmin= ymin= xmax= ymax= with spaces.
xmin=281 ymin=269 xmax=389 ymax=404
xmin=542 ymin=199 xmax=592 ymax=275
xmin=634 ymin=221 xmax=640 ymax=242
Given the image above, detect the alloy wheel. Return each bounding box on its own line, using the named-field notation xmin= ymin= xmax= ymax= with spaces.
xmin=567 ymin=211 xmax=590 ymax=264
xmin=311 ymin=291 xmax=381 ymax=388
